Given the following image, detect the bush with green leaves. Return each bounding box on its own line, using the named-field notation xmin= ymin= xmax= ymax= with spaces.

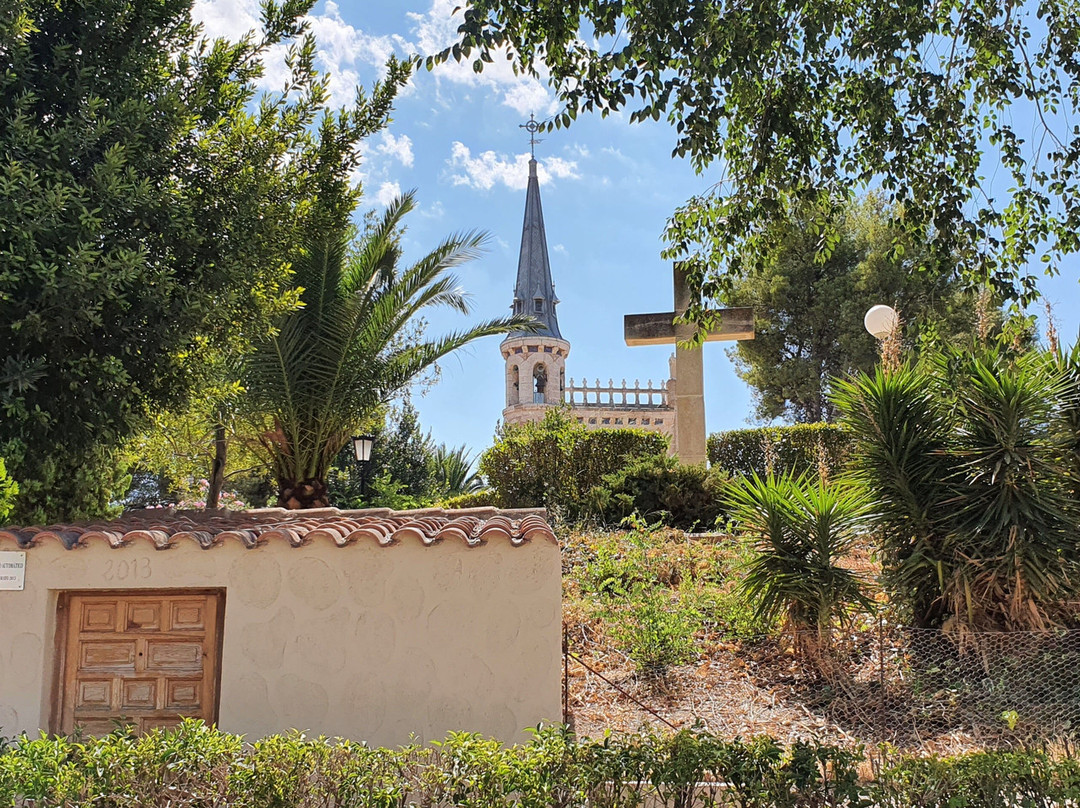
xmin=600 ymin=586 xmax=702 ymax=676
xmin=9 ymin=719 xmax=1080 ymax=807
xmin=440 ymin=489 xmax=498 ymax=509
xmin=586 ymin=453 xmax=727 ymax=530
xmin=0 ymin=459 xmax=17 ymax=523
xmin=708 ymin=423 xmax=852 ymax=480
xmin=834 ymin=341 xmax=1080 ymax=631
xmin=874 ymin=748 xmax=1080 ymax=808
xmin=480 ymin=408 xmax=668 ymax=519
xmin=0 ymin=719 xmax=868 ymax=807
xmin=724 ymin=473 xmax=873 ymax=661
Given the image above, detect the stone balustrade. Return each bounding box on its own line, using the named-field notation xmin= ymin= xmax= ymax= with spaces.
xmin=564 ymin=377 xmax=671 ymax=409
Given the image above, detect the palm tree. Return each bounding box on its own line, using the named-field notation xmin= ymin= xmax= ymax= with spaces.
xmin=434 ymin=444 xmax=485 ymax=496
xmin=243 ymin=192 xmax=534 ymax=509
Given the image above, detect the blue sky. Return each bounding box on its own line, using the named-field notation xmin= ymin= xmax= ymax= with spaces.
xmin=196 ymin=0 xmax=1080 ymax=456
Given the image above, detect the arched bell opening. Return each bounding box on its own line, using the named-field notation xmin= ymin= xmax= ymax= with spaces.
xmin=533 ymin=363 xmax=547 ymax=404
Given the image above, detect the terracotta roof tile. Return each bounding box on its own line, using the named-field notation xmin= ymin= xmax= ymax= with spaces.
xmin=0 ymin=506 xmax=556 ymax=550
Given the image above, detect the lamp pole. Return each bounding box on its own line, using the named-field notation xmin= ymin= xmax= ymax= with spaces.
xmin=351 ymin=434 xmax=375 ymax=501
xmin=864 ymin=305 xmax=901 ymax=373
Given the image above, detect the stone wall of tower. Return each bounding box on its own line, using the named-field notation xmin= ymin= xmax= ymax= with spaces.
xmin=501 ymin=335 xmax=570 ymax=426
xmin=567 ymin=406 xmax=675 ymax=441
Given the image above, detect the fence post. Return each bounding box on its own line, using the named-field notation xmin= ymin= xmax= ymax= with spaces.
xmin=563 ymin=625 xmax=570 ymax=726
xmin=877 ymin=613 xmax=886 ymax=748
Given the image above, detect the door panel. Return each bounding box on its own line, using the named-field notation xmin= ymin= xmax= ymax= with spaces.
xmin=57 ymin=591 xmax=222 ymax=735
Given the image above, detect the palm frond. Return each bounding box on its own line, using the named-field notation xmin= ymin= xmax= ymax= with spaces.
xmin=241 ymin=195 xmax=532 ymax=506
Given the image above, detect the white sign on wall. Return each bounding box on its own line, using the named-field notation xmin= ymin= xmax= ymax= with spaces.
xmin=0 ymin=551 xmax=26 ymax=591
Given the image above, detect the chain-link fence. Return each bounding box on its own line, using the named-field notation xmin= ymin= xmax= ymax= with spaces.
xmin=843 ymin=626 xmax=1080 ymax=746
xmin=564 ymin=625 xmax=1080 ymax=753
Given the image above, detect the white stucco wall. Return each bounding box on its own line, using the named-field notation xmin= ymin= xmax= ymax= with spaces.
xmin=0 ymin=534 xmax=561 ymax=745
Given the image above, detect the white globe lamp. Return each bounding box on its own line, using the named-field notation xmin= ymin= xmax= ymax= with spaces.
xmin=864 ymin=305 xmax=899 ymax=339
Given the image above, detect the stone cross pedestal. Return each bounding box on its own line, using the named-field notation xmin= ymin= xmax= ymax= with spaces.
xmin=624 ymin=265 xmax=754 ymax=465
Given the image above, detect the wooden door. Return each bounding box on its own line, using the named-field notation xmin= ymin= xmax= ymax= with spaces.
xmin=56 ymin=591 xmax=223 ymax=735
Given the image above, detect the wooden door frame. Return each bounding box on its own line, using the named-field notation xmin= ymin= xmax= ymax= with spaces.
xmin=50 ymin=588 xmax=227 ymax=735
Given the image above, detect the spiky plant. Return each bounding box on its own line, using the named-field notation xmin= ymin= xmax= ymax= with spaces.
xmin=724 ymin=472 xmax=873 ymax=666
xmin=243 ymin=192 xmax=534 ymax=509
xmin=834 ymin=345 xmax=1080 ymax=632
xmin=832 ymin=364 xmax=954 ymax=626
xmin=433 ymin=444 xmax=485 ymax=497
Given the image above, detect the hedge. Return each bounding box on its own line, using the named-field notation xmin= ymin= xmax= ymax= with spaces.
xmin=439 ymin=489 xmax=498 ymax=509
xmin=586 ymin=454 xmax=727 ymax=530
xmin=481 ymin=408 xmax=668 ymax=520
xmin=5 ymin=720 xmax=1080 ymax=807
xmin=708 ymin=423 xmax=852 ymax=479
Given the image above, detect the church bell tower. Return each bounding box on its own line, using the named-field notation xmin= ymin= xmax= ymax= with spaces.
xmin=501 ymin=139 xmax=570 ymax=427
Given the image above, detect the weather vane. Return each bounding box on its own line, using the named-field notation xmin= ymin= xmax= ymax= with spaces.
xmin=520 ymin=113 xmax=543 ymax=158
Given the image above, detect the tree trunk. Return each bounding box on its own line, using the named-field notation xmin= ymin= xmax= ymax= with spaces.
xmin=277 ymin=479 xmax=330 ymax=510
xmin=206 ymin=418 xmax=227 ymax=510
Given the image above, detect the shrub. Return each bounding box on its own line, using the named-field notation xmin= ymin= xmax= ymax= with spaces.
xmin=601 ymin=586 xmax=702 ymax=676
xmin=0 ymin=459 xmax=16 ymax=523
xmin=440 ymin=489 xmax=498 ymax=509
xmin=7 ymin=720 xmax=1080 ymax=807
xmin=834 ymin=343 xmax=1080 ymax=632
xmin=586 ymin=454 xmax=727 ymax=530
xmin=875 ymin=749 xmax=1080 ymax=808
xmin=724 ymin=473 xmax=873 ymax=666
xmin=708 ymin=423 xmax=852 ymax=480
xmin=0 ymin=720 xmax=871 ymax=808
xmin=480 ymin=408 xmax=668 ymax=520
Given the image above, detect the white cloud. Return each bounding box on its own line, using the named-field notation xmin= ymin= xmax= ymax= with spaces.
xmin=376 ymin=132 xmax=414 ymax=167
xmin=419 ymin=200 xmax=446 ymax=220
xmin=375 ymin=181 xmax=402 ymax=207
xmin=191 ymin=0 xmax=261 ymax=42
xmin=312 ymin=2 xmax=397 ymax=69
xmin=501 ymin=81 xmax=556 ymax=117
xmin=190 ymin=0 xmax=560 ymax=116
xmin=191 ymin=0 xmax=401 ymax=106
xmin=407 ymin=0 xmax=558 ymax=116
xmin=448 ymin=142 xmax=580 ymax=191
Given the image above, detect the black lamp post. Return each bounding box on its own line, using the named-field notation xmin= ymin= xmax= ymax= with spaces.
xmin=351 ymin=434 xmax=376 ymax=499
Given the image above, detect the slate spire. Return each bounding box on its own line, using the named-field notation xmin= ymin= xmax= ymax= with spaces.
xmin=509 ymin=156 xmax=563 ymax=339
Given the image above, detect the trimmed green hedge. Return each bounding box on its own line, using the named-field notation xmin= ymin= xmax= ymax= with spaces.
xmin=439 ymin=489 xmax=498 ymax=509
xmin=708 ymin=423 xmax=852 ymax=479
xmin=4 ymin=720 xmax=1080 ymax=807
xmin=481 ymin=408 xmax=668 ymax=519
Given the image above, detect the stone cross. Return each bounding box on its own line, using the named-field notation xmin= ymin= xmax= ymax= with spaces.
xmin=624 ymin=265 xmax=754 ymax=465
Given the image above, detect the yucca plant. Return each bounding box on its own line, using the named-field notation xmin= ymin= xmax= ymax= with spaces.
xmin=724 ymin=472 xmax=873 ymax=668
xmin=832 ymin=363 xmax=954 ymax=627
xmin=243 ymin=192 xmax=534 ymax=509
xmin=834 ymin=343 xmax=1080 ymax=632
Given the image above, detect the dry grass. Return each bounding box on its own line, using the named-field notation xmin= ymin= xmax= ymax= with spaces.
xmin=561 ymin=526 xmax=1048 ymax=756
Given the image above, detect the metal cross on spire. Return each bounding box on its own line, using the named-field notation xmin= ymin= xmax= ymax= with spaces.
xmin=520 ymin=113 xmax=542 ymax=158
